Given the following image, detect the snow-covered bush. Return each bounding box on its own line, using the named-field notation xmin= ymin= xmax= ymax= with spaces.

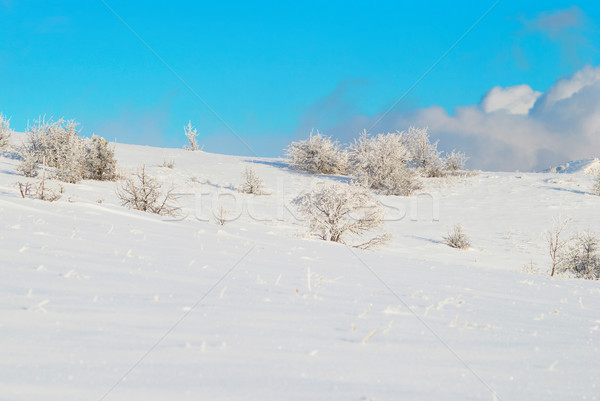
xmin=593 ymin=172 xmax=600 ymax=196
xmin=559 ymin=232 xmax=600 ymax=280
xmin=17 ymin=148 xmax=40 ymax=177
xmin=17 ymin=180 xmax=63 ymax=202
xmin=215 ymin=204 xmax=228 ymax=226
xmin=116 ymin=165 xmax=180 ymax=216
xmin=286 ymin=131 xmax=347 ymax=175
xmin=544 ymin=217 xmax=571 ymax=277
xmin=403 ymin=127 xmax=446 ymax=177
xmin=160 ymin=159 xmax=175 ymax=169
xmin=443 ymin=223 xmax=470 ymax=249
xmin=184 ymin=121 xmax=199 ymax=151
xmin=240 ymin=166 xmax=265 ymax=195
xmin=292 ymin=182 xmax=389 ymax=248
xmin=18 ymin=118 xmax=117 ymax=183
xmin=85 ymin=135 xmax=117 ymax=181
xmin=348 ymin=131 xmax=422 ymax=196
xmin=445 ymin=150 xmax=469 ymax=173
xmin=0 ymin=113 xmax=13 ymax=150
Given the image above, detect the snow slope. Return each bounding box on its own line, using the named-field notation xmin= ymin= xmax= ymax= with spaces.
xmin=1 ymin=138 xmax=599 ymax=401
xmin=544 ymin=158 xmax=600 ymax=175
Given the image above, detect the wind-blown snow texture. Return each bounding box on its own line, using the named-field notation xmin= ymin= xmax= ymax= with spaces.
xmin=1 ymin=137 xmax=599 ymax=400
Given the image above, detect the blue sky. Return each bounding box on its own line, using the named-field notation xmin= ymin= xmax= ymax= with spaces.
xmin=1 ymin=1 xmax=600 ymax=169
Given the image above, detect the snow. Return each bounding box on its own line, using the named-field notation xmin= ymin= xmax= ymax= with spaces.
xmin=1 ymin=136 xmax=599 ymax=400
xmin=544 ymin=158 xmax=600 ymax=175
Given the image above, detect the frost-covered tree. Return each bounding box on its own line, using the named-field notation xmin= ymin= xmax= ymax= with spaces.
xmin=544 ymin=217 xmax=571 ymax=277
xmin=85 ymin=135 xmax=117 ymax=181
xmin=18 ymin=118 xmax=86 ymax=183
xmin=559 ymin=232 xmax=600 ymax=280
xmin=184 ymin=121 xmax=199 ymax=151
xmin=285 ymin=131 xmax=347 ymax=175
xmin=593 ymin=172 xmax=600 ymax=196
xmin=348 ymin=130 xmax=421 ymax=196
xmin=17 ymin=148 xmax=39 ymax=177
xmin=445 ymin=150 xmax=469 ymax=173
xmin=292 ymin=182 xmax=389 ymax=248
xmin=18 ymin=118 xmax=117 ymax=183
xmin=403 ymin=127 xmax=446 ymax=177
xmin=116 ymin=165 xmax=180 ymax=216
xmin=240 ymin=166 xmax=265 ymax=195
xmin=0 ymin=113 xmax=13 ymax=150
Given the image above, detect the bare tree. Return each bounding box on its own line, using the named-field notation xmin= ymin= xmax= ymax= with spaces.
xmin=116 ymin=165 xmax=180 ymax=216
xmin=286 ymin=130 xmax=348 ymax=175
xmin=184 ymin=121 xmax=199 ymax=151
xmin=239 ymin=166 xmax=265 ymax=194
xmin=544 ymin=217 xmax=571 ymax=277
xmin=293 ymin=182 xmax=389 ymax=248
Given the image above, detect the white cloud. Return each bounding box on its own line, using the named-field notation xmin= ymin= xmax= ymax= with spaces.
xmin=533 ymin=65 xmax=600 ymax=111
xmin=320 ymin=65 xmax=600 ymax=171
xmin=481 ymin=84 xmax=541 ymax=115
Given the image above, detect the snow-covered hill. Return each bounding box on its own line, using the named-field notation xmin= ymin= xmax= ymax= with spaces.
xmin=543 ymin=158 xmax=600 ymax=175
xmin=1 ymin=138 xmax=599 ymax=401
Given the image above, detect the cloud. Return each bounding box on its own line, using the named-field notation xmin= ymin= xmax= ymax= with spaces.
xmin=317 ymin=65 xmax=600 ymax=172
xmin=526 ymin=6 xmax=583 ymax=38
xmin=481 ymin=84 xmax=541 ymax=115
xmin=521 ymin=6 xmax=593 ymax=67
xmin=533 ymin=64 xmax=600 ymax=110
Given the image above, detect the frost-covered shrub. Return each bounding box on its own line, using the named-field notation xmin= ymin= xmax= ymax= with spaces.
xmin=160 ymin=159 xmax=175 ymax=169
xmin=402 ymin=127 xmax=446 ymax=177
xmin=17 ymin=148 xmax=40 ymax=177
xmin=445 ymin=150 xmax=469 ymax=173
xmin=545 ymin=217 xmax=571 ymax=277
xmin=215 ymin=204 xmax=228 ymax=226
xmin=0 ymin=113 xmax=13 ymax=150
xmin=443 ymin=223 xmax=470 ymax=250
xmin=85 ymin=135 xmax=117 ymax=181
xmin=593 ymin=172 xmax=600 ymax=196
xmin=18 ymin=118 xmax=117 ymax=183
xmin=348 ymin=131 xmax=422 ymax=196
xmin=292 ymin=182 xmax=389 ymax=248
xmin=240 ymin=166 xmax=265 ymax=195
xmin=18 ymin=119 xmax=85 ymax=183
xmin=184 ymin=121 xmax=199 ymax=151
xmin=116 ymin=165 xmax=180 ymax=216
xmin=286 ymin=131 xmax=347 ymax=175
xmin=17 ymin=179 xmax=63 ymax=202
xmin=559 ymin=232 xmax=600 ymax=280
